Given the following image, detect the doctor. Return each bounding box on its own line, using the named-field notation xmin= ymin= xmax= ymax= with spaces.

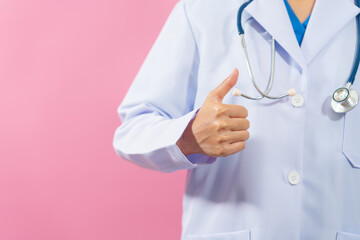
xmin=113 ymin=0 xmax=360 ymax=239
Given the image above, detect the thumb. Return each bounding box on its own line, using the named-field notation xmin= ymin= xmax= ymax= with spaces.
xmin=208 ymin=68 xmax=239 ymax=102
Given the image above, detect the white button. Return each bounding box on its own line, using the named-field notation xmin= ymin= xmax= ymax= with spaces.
xmin=291 ymin=94 xmax=304 ymax=107
xmin=288 ymin=171 xmax=301 ymax=185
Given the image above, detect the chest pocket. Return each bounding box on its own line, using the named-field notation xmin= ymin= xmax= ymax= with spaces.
xmin=343 ymin=109 xmax=360 ymax=169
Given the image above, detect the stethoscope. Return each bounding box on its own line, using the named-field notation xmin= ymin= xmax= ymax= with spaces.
xmin=232 ymin=0 xmax=360 ymax=113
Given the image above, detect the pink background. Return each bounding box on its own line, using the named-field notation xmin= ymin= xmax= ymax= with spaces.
xmin=0 ymin=0 xmax=186 ymax=239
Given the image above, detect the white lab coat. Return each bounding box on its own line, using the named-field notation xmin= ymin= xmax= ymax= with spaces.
xmin=113 ymin=0 xmax=360 ymax=239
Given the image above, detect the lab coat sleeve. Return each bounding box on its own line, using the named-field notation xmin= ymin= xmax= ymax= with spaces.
xmin=112 ymin=0 xmax=217 ymax=173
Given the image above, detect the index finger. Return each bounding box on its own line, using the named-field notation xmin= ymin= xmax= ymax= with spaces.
xmin=224 ymin=104 xmax=248 ymax=118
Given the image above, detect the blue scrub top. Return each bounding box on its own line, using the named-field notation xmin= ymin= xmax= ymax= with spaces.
xmin=284 ymin=0 xmax=311 ymax=45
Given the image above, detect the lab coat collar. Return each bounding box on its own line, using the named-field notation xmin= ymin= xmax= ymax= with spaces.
xmin=244 ymin=0 xmax=306 ymax=70
xmin=301 ymin=0 xmax=360 ymax=65
xmin=243 ymin=0 xmax=360 ymax=70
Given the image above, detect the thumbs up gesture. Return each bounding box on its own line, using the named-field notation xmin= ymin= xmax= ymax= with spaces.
xmin=177 ymin=68 xmax=250 ymax=157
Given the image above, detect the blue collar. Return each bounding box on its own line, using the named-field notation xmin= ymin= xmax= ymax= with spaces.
xmin=283 ymin=0 xmax=311 ymax=46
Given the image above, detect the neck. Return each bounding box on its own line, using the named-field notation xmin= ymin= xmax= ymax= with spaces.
xmin=287 ymin=0 xmax=316 ymax=23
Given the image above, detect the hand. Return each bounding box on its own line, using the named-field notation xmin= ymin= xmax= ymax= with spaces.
xmin=177 ymin=68 xmax=250 ymax=157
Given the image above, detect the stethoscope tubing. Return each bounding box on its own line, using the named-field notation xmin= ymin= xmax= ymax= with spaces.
xmin=240 ymin=35 xmax=289 ymax=100
xmin=237 ymin=0 xmax=253 ymax=35
xmin=348 ymin=0 xmax=360 ymax=85
xmin=237 ymin=0 xmax=295 ymax=100
xmin=236 ymin=0 xmax=360 ymax=110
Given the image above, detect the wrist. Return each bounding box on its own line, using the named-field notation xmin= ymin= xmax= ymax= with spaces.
xmin=176 ymin=137 xmax=192 ymax=156
xmin=176 ymin=119 xmax=197 ymax=156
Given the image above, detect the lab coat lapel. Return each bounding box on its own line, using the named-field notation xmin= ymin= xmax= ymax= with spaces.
xmin=301 ymin=0 xmax=360 ymax=65
xmin=244 ymin=0 xmax=306 ymax=69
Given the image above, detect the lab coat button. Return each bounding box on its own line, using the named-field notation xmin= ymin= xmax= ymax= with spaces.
xmin=291 ymin=94 xmax=304 ymax=107
xmin=288 ymin=171 xmax=301 ymax=185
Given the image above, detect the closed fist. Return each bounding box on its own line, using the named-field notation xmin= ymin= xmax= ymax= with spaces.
xmin=177 ymin=68 xmax=250 ymax=157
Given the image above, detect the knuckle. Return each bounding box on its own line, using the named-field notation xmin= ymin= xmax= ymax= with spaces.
xmin=216 ymin=135 xmax=226 ymax=143
xmin=214 ymin=145 xmax=227 ymax=157
xmin=219 ymin=121 xmax=227 ymax=130
xmin=213 ymin=120 xmax=221 ymax=131
xmin=213 ymin=120 xmax=226 ymax=131
xmin=214 ymin=104 xmax=227 ymax=117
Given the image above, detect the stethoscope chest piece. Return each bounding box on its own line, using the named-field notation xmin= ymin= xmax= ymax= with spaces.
xmin=331 ymin=87 xmax=359 ymax=113
xmin=235 ymin=0 xmax=360 ymax=113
